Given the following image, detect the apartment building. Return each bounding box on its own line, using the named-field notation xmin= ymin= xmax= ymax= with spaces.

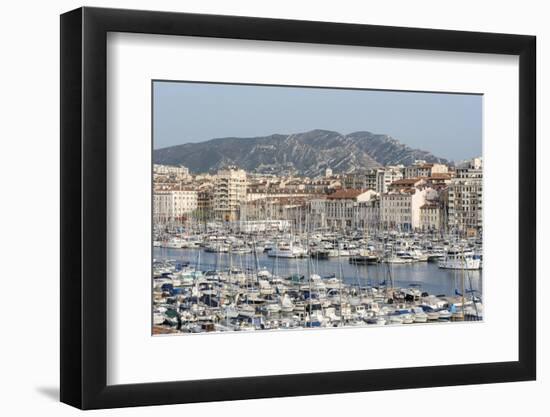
xmin=447 ymin=157 xmax=483 ymax=234
xmin=213 ymin=167 xmax=247 ymax=221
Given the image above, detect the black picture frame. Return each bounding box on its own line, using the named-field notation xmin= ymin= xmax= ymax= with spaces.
xmin=60 ymin=6 xmax=536 ymax=410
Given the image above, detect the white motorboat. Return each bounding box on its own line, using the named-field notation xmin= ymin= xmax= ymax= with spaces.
xmin=280 ymin=294 xmax=295 ymax=313
xmin=384 ymin=255 xmax=412 ymax=264
xmin=438 ymin=249 xmax=481 ymax=270
xmin=257 ymin=268 xmax=272 ymax=279
xmin=401 ymin=314 xmax=414 ymax=324
xmin=258 ymin=280 xmax=275 ymax=296
xmin=426 ymin=311 xmax=440 ymax=321
xmin=163 ymin=239 xmax=186 ymax=249
xmin=389 ymin=315 xmax=404 ymax=325
xmin=309 ymin=274 xmax=327 ymax=291
xmin=204 ymin=243 xmax=229 ymax=253
xmin=412 ymin=307 xmax=428 ymax=323
xmin=427 ymin=247 xmax=446 ymax=262
xmin=438 ymin=309 xmax=452 ymax=320
xmin=268 ymin=241 xmax=307 ymax=258
xmin=153 ymin=312 xmax=165 ymax=325
xmin=231 ymin=246 xmax=252 ymax=254
xmin=407 ymin=249 xmax=428 ymax=262
xmin=265 ymin=303 xmax=281 ymax=314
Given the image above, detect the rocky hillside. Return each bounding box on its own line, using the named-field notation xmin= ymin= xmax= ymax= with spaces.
xmin=153 ymin=129 xmax=449 ymax=176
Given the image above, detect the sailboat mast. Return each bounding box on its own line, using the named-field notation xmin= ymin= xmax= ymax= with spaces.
xmin=461 ymin=248 xmax=465 ymax=319
xmin=306 ymin=232 xmax=312 ymax=321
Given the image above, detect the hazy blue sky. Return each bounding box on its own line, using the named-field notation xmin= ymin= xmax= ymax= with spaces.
xmin=153 ymin=81 xmax=482 ymax=161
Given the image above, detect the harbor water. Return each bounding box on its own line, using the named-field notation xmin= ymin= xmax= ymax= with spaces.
xmin=154 ymin=247 xmax=482 ymax=297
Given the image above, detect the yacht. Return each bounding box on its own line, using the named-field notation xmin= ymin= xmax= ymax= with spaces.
xmin=349 ymin=249 xmax=379 ymax=265
xmin=384 ymin=254 xmax=412 ymax=264
xmin=204 ymin=243 xmax=229 ymax=253
xmin=163 ymin=238 xmax=186 ymax=249
xmin=437 ymin=309 xmax=452 ymax=321
xmin=268 ymin=241 xmax=307 ymax=258
xmin=230 ymin=245 xmax=251 ymax=254
xmin=438 ymin=248 xmax=481 ymax=270
xmin=412 ymin=307 xmax=428 ymax=323
xmin=427 ymin=247 xmax=446 ymax=262
xmin=406 ymin=249 xmax=428 ymax=262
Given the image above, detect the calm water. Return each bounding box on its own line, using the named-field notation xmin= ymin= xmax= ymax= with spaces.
xmin=154 ymin=247 xmax=482 ymax=297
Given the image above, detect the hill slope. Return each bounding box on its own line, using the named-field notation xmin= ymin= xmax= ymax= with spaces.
xmin=153 ymin=129 xmax=449 ymax=176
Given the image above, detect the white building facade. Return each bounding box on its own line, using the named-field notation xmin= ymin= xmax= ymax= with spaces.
xmin=153 ymin=164 xmax=191 ymax=180
xmin=420 ymin=203 xmax=443 ymax=231
xmin=380 ymin=188 xmax=428 ymax=231
xmin=404 ymin=161 xmax=449 ymax=179
xmin=376 ymin=166 xmax=404 ymax=193
xmin=447 ymin=157 xmax=483 ymax=234
xmin=355 ymin=197 xmax=381 ymax=231
xmin=343 ymin=169 xmax=378 ymax=191
xmin=153 ymin=189 xmax=198 ymax=224
xmin=213 ymin=167 xmax=247 ymax=221
xmin=323 ymin=189 xmax=377 ymax=229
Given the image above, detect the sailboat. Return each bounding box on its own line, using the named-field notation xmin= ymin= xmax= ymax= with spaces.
xmin=280 ymin=294 xmax=295 ymax=313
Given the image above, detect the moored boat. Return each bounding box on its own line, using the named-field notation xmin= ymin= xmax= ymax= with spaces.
xmin=438 ymin=248 xmax=481 ymax=270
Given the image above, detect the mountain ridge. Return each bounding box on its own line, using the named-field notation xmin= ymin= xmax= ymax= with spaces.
xmin=153 ymin=129 xmax=450 ymax=176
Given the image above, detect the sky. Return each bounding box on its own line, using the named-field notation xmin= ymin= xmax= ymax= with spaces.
xmin=153 ymin=81 xmax=482 ymax=162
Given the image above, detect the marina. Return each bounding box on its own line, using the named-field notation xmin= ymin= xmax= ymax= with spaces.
xmin=153 ymin=229 xmax=483 ymax=334
xmin=149 ymin=81 xmax=487 ymax=336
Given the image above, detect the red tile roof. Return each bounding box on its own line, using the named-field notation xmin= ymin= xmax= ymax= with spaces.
xmin=428 ymin=173 xmax=451 ymax=179
xmin=390 ymin=178 xmax=422 ymax=186
xmin=327 ymin=189 xmax=366 ymax=199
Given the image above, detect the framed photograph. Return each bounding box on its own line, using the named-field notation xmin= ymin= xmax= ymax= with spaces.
xmin=60 ymin=6 xmax=536 ymax=410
